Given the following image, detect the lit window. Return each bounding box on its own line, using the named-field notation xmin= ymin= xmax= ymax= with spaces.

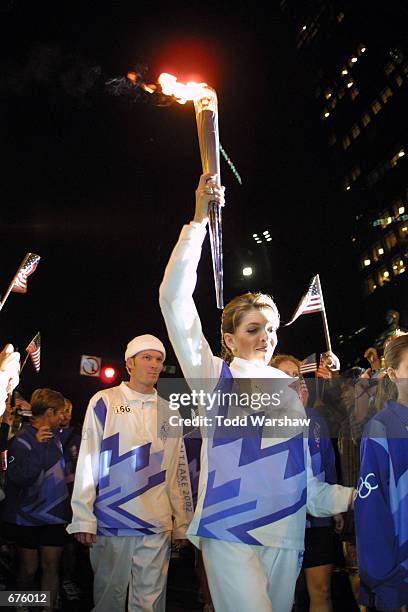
xmin=363 ymin=258 xmax=371 ymax=267
xmin=302 ymin=25 xmax=307 ymax=31
xmin=351 ymin=124 xmax=361 ymax=139
xmin=361 ymin=113 xmax=371 ymax=127
xmin=372 ymin=244 xmax=383 ymax=262
xmin=371 ymin=99 xmax=382 ymax=114
xmin=323 ymin=111 xmax=330 ymax=119
xmin=391 ymin=48 xmax=404 ymax=64
xmin=342 ymin=135 xmax=351 ymax=150
xmin=378 ymin=268 xmax=390 ymax=286
xmin=325 ymin=90 xmax=332 ymax=99
xmin=341 ymin=68 xmax=348 ymax=76
xmin=394 ymin=73 xmax=403 ymax=87
xmin=345 ymin=184 xmax=351 ymax=191
xmin=347 ymin=81 xmax=354 ymax=89
xmin=359 ymin=45 xmax=367 ymax=54
xmin=380 ymin=86 xmax=393 ymax=104
xmin=399 ymin=206 xmax=405 ymax=215
xmin=391 ymin=149 xmax=406 ymax=167
xmin=385 ymin=231 xmax=397 ymax=250
xmin=399 ymin=224 xmax=408 ymax=238
xmin=350 ymin=56 xmax=358 ymax=64
xmin=391 ymin=256 xmax=405 ymax=275
xmin=366 ymin=278 xmax=376 ymax=294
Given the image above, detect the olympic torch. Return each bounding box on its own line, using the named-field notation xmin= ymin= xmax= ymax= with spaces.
xmin=158 ymin=74 xmax=224 ymax=309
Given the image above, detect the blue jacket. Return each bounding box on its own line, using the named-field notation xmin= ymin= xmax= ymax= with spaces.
xmin=306 ymin=408 xmax=337 ymax=528
xmin=355 ymin=401 xmax=408 ymax=610
xmin=2 ymin=423 xmax=70 ymax=526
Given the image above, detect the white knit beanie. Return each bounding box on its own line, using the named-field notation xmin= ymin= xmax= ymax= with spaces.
xmin=125 ymin=334 xmax=166 ymax=361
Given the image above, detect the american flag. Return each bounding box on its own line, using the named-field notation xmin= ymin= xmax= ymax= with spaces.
xmin=11 ymin=253 xmax=41 ymax=294
xmin=26 ymin=332 xmax=41 ymax=372
xmin=300 ymin=353 xmax=318 ymax=375
xmin=316 ymin=355 xmax=332 ymax=379
xmin=300 ymin=353 xmax=332 ymax=378
xmin=285 ymin=275 xmax=324 ymax=326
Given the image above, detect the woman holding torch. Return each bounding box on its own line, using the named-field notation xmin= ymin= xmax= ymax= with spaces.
xmin=159 ymin=174 xmax=354 ymax=612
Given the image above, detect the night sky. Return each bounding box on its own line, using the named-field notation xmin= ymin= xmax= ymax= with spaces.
xmin=0 ymin=1 xmax=361 ymax=412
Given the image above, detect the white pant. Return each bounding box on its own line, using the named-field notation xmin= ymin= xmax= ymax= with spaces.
xmin=89 ymin=532 xmax=171 ymax=612
xmin=201 ymin=539 xmax=302 ymax=612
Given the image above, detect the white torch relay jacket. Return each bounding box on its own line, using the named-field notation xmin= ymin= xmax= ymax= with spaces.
xmin=67 ymin=382 xmax=193 ymax=539
xmin=159 ymin=221 xmax=353 ymax=550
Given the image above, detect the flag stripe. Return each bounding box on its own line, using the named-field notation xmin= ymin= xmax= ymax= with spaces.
xmin=300 ymin=353 xmax=317 ymax=374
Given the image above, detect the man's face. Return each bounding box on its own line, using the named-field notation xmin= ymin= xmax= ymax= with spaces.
xmin=127 ymin=350 xmax=164 ymax=389
xmin=47 ymin=407 xmax=64 ymax=430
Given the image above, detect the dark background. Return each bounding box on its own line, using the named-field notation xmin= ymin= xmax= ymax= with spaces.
xmin=0 ymin=1 xmax=363 ymax=414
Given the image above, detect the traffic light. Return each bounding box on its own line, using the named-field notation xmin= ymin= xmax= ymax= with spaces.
xmin=100 ymin=365 xmax=118 ymax=384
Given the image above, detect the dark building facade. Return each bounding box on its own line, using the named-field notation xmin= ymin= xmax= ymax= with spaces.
xmin=281 ymin=0 xmax=408 ymax=364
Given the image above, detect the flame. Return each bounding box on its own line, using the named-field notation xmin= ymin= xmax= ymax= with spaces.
xmin=158 ymin=73 xmax=210 ymax=104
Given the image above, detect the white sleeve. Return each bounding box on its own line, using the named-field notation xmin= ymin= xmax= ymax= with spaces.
xmin=306 ymin=442 xmax=353 ymax=516
xmin=0 ymin=351 xmax=20 ymax=417
xmin=167 ymin=437 xmax=194 ymax=539
xmin=66 ymin=397 xmax=103 ymax=535
xmin=159 ymin=221 xmax=219 ymax=382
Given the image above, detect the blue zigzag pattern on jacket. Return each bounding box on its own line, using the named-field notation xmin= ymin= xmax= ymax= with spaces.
xmin=94 ymin=435 xmax=166 ymax=532
xmin=19 ymin=461 xmax=68 ymax=525
xmin=197 ymin=362 xmax=307 ymax=544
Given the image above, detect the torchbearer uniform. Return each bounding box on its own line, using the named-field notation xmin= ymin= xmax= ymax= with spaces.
xmin=159 ymin=221 xmax=353 ymax=612
xmin=67 ymin=339 xmax=193 ymax=612
xmin=355 ymin=401 xmax=408 ymax=611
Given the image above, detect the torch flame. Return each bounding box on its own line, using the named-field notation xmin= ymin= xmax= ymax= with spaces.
xmin=158 ymin=73 xmax=211 ymax=105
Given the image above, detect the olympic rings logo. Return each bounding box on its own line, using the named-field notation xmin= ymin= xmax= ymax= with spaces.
xmin=357 ymin=473 xmax=379 ymax=499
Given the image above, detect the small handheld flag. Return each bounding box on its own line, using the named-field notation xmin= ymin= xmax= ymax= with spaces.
xmin=11 ymin=253 xmax=41 ymax=294
xmin=300 ymin=353 xmax=318 ymax=375
xmin=25 ymin=332 xmax=41 ymax=373
xmin=0 ymin=252 xmax=41 ymax=313
xmin=285 ymin=274 xmax=332 ymax=352
xmin=285 ymin=275 xmax=323 ymax=326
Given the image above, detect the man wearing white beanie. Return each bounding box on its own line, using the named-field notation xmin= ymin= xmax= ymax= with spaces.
xmin=68 ymin=334 xmax=193 ymax=612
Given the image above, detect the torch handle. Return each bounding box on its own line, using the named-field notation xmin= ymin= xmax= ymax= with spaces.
xmin=208 ymin=201 xmax=224 ymax=309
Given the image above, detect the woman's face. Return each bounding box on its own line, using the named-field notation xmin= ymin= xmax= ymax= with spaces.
xmin=387 ymin=347 xmax=408 ymax=400
xmin=224 ymin=307 xmax=278 ymax=364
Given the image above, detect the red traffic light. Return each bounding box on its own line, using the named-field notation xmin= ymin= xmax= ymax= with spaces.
xmin=100 ymin=365 xmax=118 ymax=384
